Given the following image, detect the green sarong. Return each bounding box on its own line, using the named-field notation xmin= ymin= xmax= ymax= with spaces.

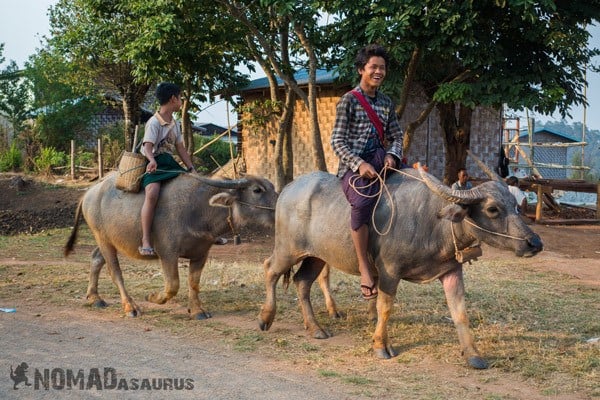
xmin=140 ymin=153 xmax=186 ymax=188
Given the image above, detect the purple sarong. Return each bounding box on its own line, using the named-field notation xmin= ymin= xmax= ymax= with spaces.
xmin=341 ymin=148 xmax=386 ymax=231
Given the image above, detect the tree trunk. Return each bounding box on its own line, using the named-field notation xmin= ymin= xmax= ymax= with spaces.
xmin=282 ymin=93 xmax=295 ymax=185
xmin=294 ymin=22 xmax=326 ymax=172
xmin=437 ymin=102 xmax=473 ymax=185
xmin=273 ymin=88 xmax=295 ymax=192
xmin=181 ymin=81 xmax=194 ymax=155
xmin=121 ymin=83 xmax=150 ymax=151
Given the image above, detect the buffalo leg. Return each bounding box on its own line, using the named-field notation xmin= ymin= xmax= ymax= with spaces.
xmin=372 ymin=272 xmax=399 ymax=359
xmin=187 ymin=254 xmax=211 ymax=320
xmin=258 ymin=256 xmax=283 ymax=331
xmin=86 ymin=247 xmax=108 ymax=308
xmin=98 ymin=244 xmax=141 ymax=317
xmin=440 ymin=266 xmax=488 ymax=369
xmin=146 ymin=256 xmax=180 ymax=305
xmin=294 ymin=257 xmax=329 ymax=339
xmin=316 ymin=264 xmax=342 ymax=318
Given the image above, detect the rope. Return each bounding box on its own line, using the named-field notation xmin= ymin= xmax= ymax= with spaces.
xmin=118 ymin=164 xmax=146 ymax=176
xmin=237 ymin=201 xmax=275 ymax=210
xmin=463 ymin=218 xmax=527 ymax=241
xmin=349 ymin=164 xmax=528 ymax=243
xmin=347 ymin=166 xmax=395 ymax=235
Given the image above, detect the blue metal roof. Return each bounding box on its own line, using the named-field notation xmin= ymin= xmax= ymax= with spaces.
xmin=518 ymin=127 xmax=579 ymax=142
xmin=242 ymin=69 xmax=340 ymax=91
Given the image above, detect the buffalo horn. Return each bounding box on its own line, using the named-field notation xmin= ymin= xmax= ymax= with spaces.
xmin=467 ymin=149 xmax=502 ymax=182
xmin=417 ymin=163 xmax=485 ymax=204
xmin=194 ymin=175 xmax=251 ymax=189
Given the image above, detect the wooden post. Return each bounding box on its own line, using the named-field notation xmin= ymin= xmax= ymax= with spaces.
xmin=596 ymin=183 xmax=600 ymax=220
xmin=98 ymin=138 xmax=103 ymax=179
xmin=535 ymin=184 xmax=543 ymax=223
xmin=70 ymin=140 xmax=75 ymax=180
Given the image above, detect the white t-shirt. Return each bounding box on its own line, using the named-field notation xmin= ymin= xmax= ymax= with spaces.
xmin=508 ymin=185 xmax=526 ymax=212
xmin=141 ymin=112 xmax=183 ymax=157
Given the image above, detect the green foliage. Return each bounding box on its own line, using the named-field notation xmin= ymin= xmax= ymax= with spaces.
xmin=100 ymin=121 xmax=126 ymax=169
xmin=193 ymin=134 xmax=237 ymax=174
xmin=0 ymin=142 xmax=23 ymax=172
xmin=0 ymin=60 xmax=32 ymax=134
xmin=569 ymin=151 xmax=598 ymax=182
xmin=235 ymin=99 xmax=282 ymax=131
xmin=76 ymin=151 xmax=95 ymax=168
xmin=32 ymin=98 xmax=100 ymax=152
xmin=26 ymin=49 xmax=101 ymax=152
xmin=34 ymin=147 xmax=67 ymax=176
xmin=326 ymin=0 xmax=600 ymax=116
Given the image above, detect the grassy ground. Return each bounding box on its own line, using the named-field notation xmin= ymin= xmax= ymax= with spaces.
xmin=1 ymin=226 xmax=599 ymax=399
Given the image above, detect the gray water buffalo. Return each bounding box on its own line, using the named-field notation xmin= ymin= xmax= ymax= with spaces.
xmin=65 ymin=172 xmax=277 ymax=319
xmin=259 ymin=159 xmax=543 ymax=369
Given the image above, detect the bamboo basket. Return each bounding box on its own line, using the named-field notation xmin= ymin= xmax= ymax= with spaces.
xmin=115 ymin=126 xmax=145 ymax=193
xmin=115 ymin=151 xmax=146 ymax=192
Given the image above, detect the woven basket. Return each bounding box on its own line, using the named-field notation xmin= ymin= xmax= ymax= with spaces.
xmin=115 ymin=151 xmax=146 ymax=193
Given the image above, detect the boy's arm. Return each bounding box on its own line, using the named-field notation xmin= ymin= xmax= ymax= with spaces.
xmin=175 ymin=140 xmax=195 ymax=172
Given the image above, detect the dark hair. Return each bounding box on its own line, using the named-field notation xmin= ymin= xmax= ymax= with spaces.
xmin=155 ymin=82 xmax=180 ymax=105
xmin=354 ymin=44 xmax=390 ymax=71
xmin=506 ymin=176 xmax=518 ymax=186
xmin=457 ymin=168 xmax=468 ymax=175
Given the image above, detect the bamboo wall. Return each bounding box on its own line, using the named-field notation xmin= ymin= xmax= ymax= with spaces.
xmin=239 ymin=84 xmax=502 ymax=182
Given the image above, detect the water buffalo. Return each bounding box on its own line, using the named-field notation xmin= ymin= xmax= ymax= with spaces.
xmin=65 ymin=172 xmax=277 ymax=319
xmin=259 ymin=158 xmax=543 ymax=369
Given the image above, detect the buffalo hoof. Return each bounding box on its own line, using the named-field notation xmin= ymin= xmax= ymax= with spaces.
xmin=258 ymin=320 xmax=272 ymax=331
xmin=93 ymin=299 xmax=108 ymax=308
xmin=193 ymin=311 xmax=212 ymax=320
xmin=126 ymin=309 xmax=139 ymax=318
xmin=374 ymin=348 xmax=393 ymax=359
xmin=467 ymin=356 xmax=489 ymax=369
xmin=312 ymin=329 xmax=330 ymax=339
xmin=332 ymin=311 xmax=346 ymax=319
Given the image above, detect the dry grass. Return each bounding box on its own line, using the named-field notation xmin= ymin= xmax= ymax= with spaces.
xmin=1 ymin=227 xmax=599 ymax=399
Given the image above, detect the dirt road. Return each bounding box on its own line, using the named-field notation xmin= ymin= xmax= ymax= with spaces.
xmin=2 ymin=306 xmax=367 ymax=400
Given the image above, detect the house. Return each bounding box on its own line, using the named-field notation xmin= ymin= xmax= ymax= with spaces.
xmin=237 ymin=69 xmax=502 ymax=182
xmin=516 ymin=128 xmax=580 ymax=179
xmin=193 ymin=122 xmax=238 ymax=145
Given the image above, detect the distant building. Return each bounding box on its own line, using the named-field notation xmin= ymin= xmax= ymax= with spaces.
xmin=516 ymin=128 xmax=580 ymax=179
xmin=193 ymin=123 xmax=238 ymax=145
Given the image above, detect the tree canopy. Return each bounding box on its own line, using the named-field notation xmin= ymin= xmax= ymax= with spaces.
xmin=324 ymin=0 xmax=600 ymax=181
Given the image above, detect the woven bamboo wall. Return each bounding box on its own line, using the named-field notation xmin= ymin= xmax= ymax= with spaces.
xmin=240 ymin=85 xmax=502 ymax=182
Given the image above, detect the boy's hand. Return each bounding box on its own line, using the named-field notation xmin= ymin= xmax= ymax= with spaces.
xmin=146 ymin=160 xmax=157 ymax=173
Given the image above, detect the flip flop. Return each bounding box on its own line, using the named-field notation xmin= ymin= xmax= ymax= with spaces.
xmin=360 ymin=284 xmax=378 ymax=300
xmin=214 ymin=237 xmax=228 ymax=245
xmin=138 ymin=246 xmax=156 ymax=256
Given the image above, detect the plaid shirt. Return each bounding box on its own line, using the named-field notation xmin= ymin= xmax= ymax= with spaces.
xmin=331 ymin=87 xmax=404 ymax=177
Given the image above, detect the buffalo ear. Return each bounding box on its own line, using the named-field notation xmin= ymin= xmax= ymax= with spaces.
xmin=438 ymin=204 xmax=468 ymax=222
xmin=209 ymin=192 xmax=235 ymax=208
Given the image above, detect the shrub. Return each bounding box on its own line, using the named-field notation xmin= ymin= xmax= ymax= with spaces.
xmin=0 ymin=143 xmax=22 ymax=172
xmin=34 ymin=146 xmax=67 ymax=176
xmin=193 ymin=134 xmax=237 ymax=174
xmin=76 ymin=151 xmax=96 ymax=168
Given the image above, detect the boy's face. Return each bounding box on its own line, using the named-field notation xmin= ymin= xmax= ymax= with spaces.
xmin=168 ymin=94 xmax=182 ymax=112
xmin=359 ymin=56 xmax=387 ymax=89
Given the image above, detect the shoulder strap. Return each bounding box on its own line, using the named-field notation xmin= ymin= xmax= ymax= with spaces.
xmin=350 ymin=90 xmax=384 ymax=143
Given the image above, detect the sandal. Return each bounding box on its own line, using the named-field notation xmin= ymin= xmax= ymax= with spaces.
xmin=138 ymin=246 xmax=156 ymax=257
xmin=214 ymin=237 xmax=228 ymax=245
xmin=360 ymin=284 xmax=378 ymax=300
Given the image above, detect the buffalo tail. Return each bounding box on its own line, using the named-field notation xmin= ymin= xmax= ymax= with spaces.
xmin=64 ymin=200 xmax=83 ymax=257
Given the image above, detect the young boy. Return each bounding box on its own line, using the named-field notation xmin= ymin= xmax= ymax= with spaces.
xmin=139 ymin=82 xmax=195 ymax=256
xmin=330 ymin=44 xmax=404 ymax=299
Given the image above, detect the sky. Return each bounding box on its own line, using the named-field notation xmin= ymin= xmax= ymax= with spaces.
xmin=2 ymin=2 xmax=600 ymax=131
